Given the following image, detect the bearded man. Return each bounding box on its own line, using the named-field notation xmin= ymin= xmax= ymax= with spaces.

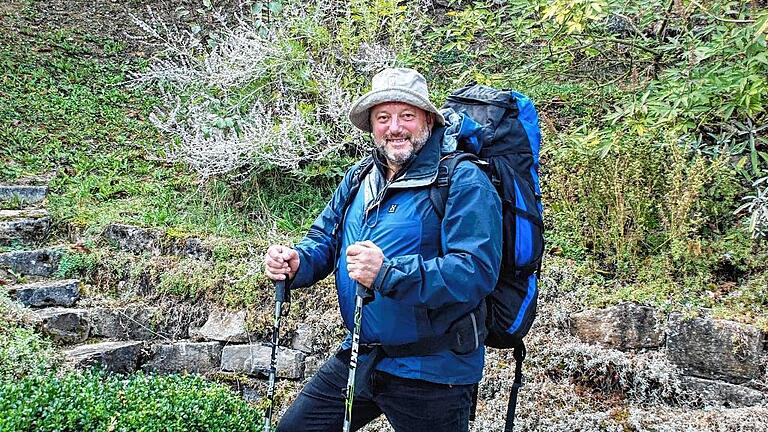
xmin=264 ymin=67 xmax=502 ymax=432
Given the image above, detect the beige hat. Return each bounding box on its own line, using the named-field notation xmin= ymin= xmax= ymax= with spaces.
xmin=348 ymin=67 xmax=446 ymax=133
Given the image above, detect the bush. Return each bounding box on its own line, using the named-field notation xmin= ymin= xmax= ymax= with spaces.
xmin=546 ymin=128 xmax=720 ymax=276
xmin=0 ymin=327 xmax=60 ymax=382
xmin=0 ymin=369 xmax=263 ymax=432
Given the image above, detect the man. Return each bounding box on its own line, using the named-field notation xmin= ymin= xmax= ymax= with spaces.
xmin=264 ymin=68 xmax=502 ymax=432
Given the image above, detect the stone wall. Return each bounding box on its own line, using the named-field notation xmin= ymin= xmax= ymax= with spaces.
xmin=570 ymin=303 xmax=767 ymax=407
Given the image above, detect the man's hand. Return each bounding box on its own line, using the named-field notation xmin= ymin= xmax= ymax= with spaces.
xmin=346 ymin=240 xmax=384 ymax=289
xmin=264 ymin=245 xmax=300 ymax=281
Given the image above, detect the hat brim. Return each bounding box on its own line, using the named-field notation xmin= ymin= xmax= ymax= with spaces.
xmin=348 ymin=87 xmax=446 ymax=133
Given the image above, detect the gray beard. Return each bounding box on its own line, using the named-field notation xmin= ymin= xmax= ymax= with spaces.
xmin=376 ymin=125 xmax=431 ymax=169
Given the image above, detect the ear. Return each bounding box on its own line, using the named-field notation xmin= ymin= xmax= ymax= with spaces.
xmin=427 ymin=112 xmax=435 ymax=127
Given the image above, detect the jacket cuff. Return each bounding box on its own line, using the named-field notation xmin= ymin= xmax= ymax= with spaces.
xmin=290 ymin=248 xmax=313 ymax=289
xmin=372 ymin=257 xmax=394 ymax=296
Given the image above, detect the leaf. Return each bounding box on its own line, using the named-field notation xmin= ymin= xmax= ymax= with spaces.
xmin=202 ymin=0 xmax=212 ymax=8
xmin=268 ymin=1 xmax=283 ymax=14
xmin=754 ymin=14 xmax=768 ymax=40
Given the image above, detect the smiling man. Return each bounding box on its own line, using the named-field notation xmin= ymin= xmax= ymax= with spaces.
xmin=264 ymin=68 xmax=502 ymax=432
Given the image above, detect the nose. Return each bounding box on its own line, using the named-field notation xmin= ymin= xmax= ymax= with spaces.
xmin=387 ymin=117 xmax=402 ymax=134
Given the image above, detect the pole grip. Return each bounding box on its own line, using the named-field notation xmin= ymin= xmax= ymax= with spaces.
xmin=356 ymin=282 xmax=374 ymax=303
xmin=275 ymin=279 xmax=290 ymax=303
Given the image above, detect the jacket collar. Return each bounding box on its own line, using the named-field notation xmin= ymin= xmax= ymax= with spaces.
xmin=371 ymin=126 xmax=446 ymax=189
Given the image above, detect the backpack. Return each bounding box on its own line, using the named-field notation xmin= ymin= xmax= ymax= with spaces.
xmin=437 ymin=84 xmax=544 ymax=431
xmin=340 ymin=84 xmax=543 ymax=431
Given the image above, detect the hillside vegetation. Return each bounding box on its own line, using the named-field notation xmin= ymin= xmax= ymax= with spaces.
xmin=3 ymin=0 xmax=766 ymax=325
xmin=0 ymin=0 xmax=767 ymax=429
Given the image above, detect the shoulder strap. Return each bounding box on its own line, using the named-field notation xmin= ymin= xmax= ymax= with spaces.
xmin=429 ymin=152 xmax=480 ymax=220
xmin=332 ymin=155 xmax=374 ymax=239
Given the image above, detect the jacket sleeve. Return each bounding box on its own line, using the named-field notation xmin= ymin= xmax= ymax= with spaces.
xmin=290 ymin=164 xmax=357 ymax=289
xmin=371 ymin=163 xmax=502 ymax=309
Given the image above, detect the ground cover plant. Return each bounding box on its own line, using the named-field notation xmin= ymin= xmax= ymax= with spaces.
xmin=0 ymin=291 xmax=263 ymax=431
xmin=0 ymin=369 xmax=264 ymax=432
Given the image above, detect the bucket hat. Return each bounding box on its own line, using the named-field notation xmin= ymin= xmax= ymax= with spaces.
xmin=348 ymin=68 xmax=445 ymax=132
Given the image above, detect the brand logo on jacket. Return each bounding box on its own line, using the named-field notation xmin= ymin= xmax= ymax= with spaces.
xmin=388 ymin=204 xmax=398 ymax=213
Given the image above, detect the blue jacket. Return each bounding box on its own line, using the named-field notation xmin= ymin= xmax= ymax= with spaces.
xmin=291 ymin=127 xmax=502 ymax=385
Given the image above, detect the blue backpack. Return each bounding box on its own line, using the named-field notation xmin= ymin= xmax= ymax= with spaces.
xmin=436 ymin=84 xmax=543 ymax=431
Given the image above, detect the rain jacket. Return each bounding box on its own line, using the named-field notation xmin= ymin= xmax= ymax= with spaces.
xmin=291 ymin=126 xmax=502 ymax=385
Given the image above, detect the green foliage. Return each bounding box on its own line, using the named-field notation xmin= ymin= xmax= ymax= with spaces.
xmin=0 ymin=292 xmax=61 ymax=381
xmin=546 ymin=129 xmax=719 ymax=275
xmin=56 ymin=250 xmax=98 ymax=278
xmin=1 ymin=0 xmax=767 ymax=325
xmin=0 ymin=369 xmax=263 ymax=432
xmin=0 ymin=325 xmax=60 ymax=382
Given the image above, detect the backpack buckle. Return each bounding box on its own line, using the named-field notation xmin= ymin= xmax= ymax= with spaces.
xmin=437 ymin=165 xmax=450 ymax=187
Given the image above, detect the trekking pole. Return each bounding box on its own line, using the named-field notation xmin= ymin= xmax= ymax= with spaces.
xmin=264 ymin=279 xmax=290 ymax=432
xmin=343 ymin=282 xmax=374 ymax=432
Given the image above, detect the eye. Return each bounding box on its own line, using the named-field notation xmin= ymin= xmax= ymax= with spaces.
xmin=402 ymin=112 xmax=415 ymax=120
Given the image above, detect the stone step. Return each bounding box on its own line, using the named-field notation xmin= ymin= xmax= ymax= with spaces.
xmin=0 ymin=209 xmax=51 ymax=245
xmin=87 ymin=305 xmax=189 ymax=341
xmin=221 ymin=344 xmax=305 ymax=379
xmin=195 ymin=308 xmax=255 ymax=343
xmin=8 ymin=278 xmax=80 ymax=307
xmin=0 ymin=185 xmax=48 ymax=206
xmin=65 ymin=340 xmax=145 ymax=374
xmin=0 ymin=248 xmax=63 ymax=277
xmin=143 ymin=341 xmax=223 ymax=374
xmin=667 ymin=313 xmax=763 ymax=384
xmin=31 ymin=307 xmax=90 ymax=344
xmin=679 ymin=376 xmax=767 ymax=408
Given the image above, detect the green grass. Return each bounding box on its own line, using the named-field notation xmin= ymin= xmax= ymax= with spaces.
xmin=0 ymin=18 xmax=332 ymax=240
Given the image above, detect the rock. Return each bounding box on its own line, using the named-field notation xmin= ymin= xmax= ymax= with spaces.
xmin=0 ymin=209 xmax=51 ymax=245
xmin=221 ymin=344 xmax=305 ymax=379
xmin=143 ymin=341 xmax=222 ymax=374
xmin=0 ymin=185 xmax=48 ymax=205
xmin=0 ymin=248 xmax=62 ymax=276
xmin=603 ymin=14 xmax=633 ymax=36
xmin=103 ymin=223 xmax=162 ymax=255
xmin=87 ymin=306 xmax=162 ymax=340
xmin=292 ymin=324 xmax=318 ymax=353
xmin=172 ymin=237 xmax=211 ymax=260
xmin=570 ymin=303 xmax=664 ymax=350
xmin=65 ymin=341 xmax=145 ymax=374
xmin=303 ymin=355 xmax=326 ymax=378
xmin=667 ymin=313 xmax=763 ymax=383
xmin=11 ymin=279 xmax=80 ymax=307
xmin=198 ymin=308 xmax=255 ymax=343
xmin=678 ymin=376 xmax=767 ymax=408
xmin=32 ymin=307 xmax=90 ymax=344
xmin=241 ymin=385 xmax=263 ymax=404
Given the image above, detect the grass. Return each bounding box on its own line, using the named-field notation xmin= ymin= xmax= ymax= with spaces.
xmin=0 ymin=13 xmax=334 ymax=241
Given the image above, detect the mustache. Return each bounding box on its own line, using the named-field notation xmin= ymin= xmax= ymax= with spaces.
xmin=383 ymin=132 xmax=412 ymax=140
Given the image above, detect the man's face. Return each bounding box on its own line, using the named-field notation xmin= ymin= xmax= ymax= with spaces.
xmin=370 ymin=102 xmax=433 ymax=169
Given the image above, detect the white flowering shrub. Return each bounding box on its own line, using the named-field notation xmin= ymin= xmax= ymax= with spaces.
xmin=129 ymin=5 xmax=402 ymax=179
